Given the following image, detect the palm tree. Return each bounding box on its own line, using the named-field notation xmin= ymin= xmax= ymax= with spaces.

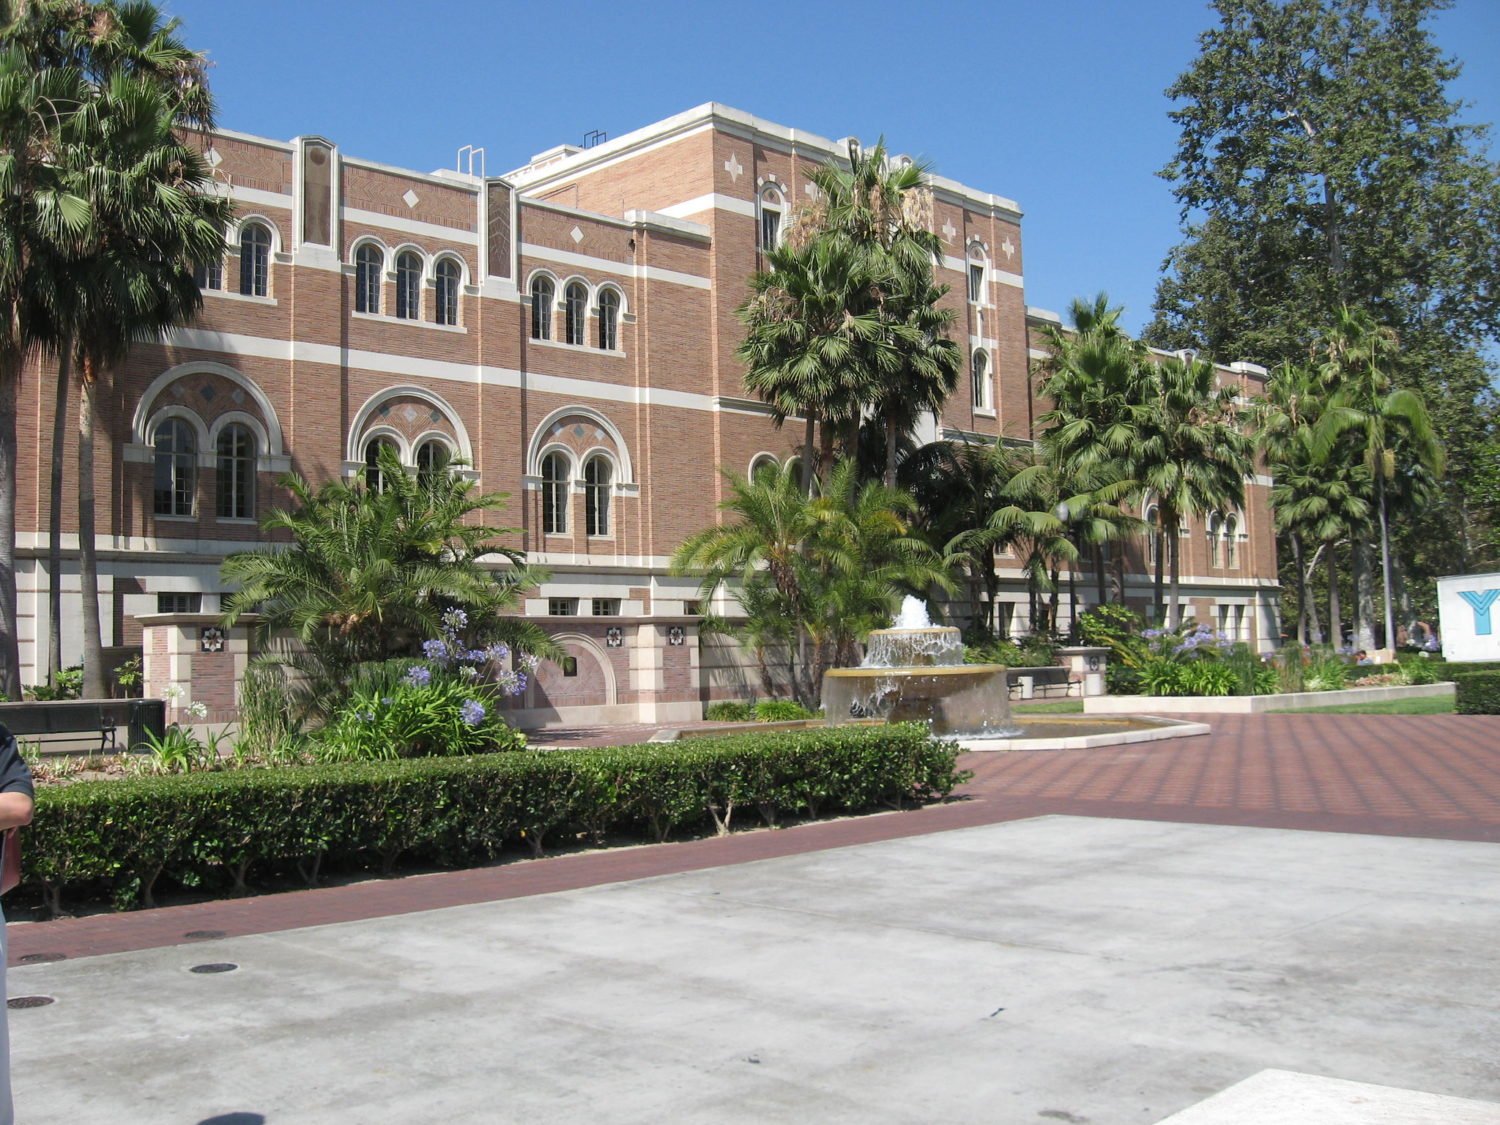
xmin=671 ymin=459 xmax=952 ymax=705
xmin=56 ymin=65 xmax=229 ymax=697
xmin=1130 ymin=355 xmax=1253 ymax=627
xmin=737 ymin=237 xmax=882 ymax=492
xmin=991 ymin=450 xmax=1081 ymax=637
xmin=900 ymin=439 xmax=1021 ymax=634
xmin=221 ymin=446 xmax=551 ymax=717
xmin=805 ymin=138 xmax=961 ymax=485
xmin=1314 ymin=307 xmax=1443 ymax=650
xmin=0 ymin=28 xmax=93 ymax=697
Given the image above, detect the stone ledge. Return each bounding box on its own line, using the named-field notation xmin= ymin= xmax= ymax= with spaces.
xmin=1155 ymin=1068 xmax=1500 ymax=1124
xmin=1085 ymin=682 xmax=1454 ymax=715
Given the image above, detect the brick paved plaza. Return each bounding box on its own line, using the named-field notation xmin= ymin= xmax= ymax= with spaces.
xmin=8 ymin=713 xmax=1498 ymax=965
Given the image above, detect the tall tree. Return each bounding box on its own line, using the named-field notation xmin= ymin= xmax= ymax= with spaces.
xmin=1314 ymin=307 xmax=1443 ymax=648
xmin=1147 ymin=0 xmax=1500 ymax=609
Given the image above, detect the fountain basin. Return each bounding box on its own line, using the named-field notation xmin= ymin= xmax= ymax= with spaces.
xmin=821 ymin=663 xmax=1019 ymax=738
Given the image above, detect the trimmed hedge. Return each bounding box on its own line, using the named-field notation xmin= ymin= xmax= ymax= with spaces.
xmin=1400 ymin=659 xmax=1500 ymax=683
xmin=1455 ymin=671 xmax=1500 ymax=716
xmin=23 ymin=724 xmax=967 ymax=914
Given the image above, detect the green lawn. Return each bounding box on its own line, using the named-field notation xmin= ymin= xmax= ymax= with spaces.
xmin=1271 ymin=695 xmax=1456 ymax=716
xmin=1011 ymin=699 xmax=1085 ymax=714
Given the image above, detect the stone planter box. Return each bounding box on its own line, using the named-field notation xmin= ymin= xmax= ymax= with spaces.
xmin=1084 ymin=682 xmax=1455 ymax=715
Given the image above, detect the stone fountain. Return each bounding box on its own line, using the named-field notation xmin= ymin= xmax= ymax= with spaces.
xmin=820 ymin=597 xmax=1019 ymax=737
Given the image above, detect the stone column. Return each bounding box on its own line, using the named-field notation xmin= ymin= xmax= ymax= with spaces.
xmin=138 ymin=613 xmax=259 ymax=725
xmin=1057 ymin=646 xmax=1110 ymax=697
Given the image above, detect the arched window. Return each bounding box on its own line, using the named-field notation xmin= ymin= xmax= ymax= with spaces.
xmin=750 ymin=454 xmax=778 ymax=480
xmin=972 ymin=350 xmax=990 ymax=410
xmin=238 ymin=223 xmax=271 ymax=297
xmin=530 ymin=277 xmax=554 ymax=340
xmin=364 ymin=437 xmax=398 ymax=493
xmin=1224 ymin=514 xmax=1239 ymax=568
xmin=395 ymin=251 xmax=422 ymax=320
xmin=564 ymin=282 xmax=587 ymax=346
xmin=416 ymin=439 xmax=450 ymax=483
xmin=355 ymin=244 xmax=382 ymax=314
xmin=154 ymin=419 xmax=197 ymax=517
xmin=541 ymin=451 xmax=569 ymax=534
xmin=597 ymin=288 xmax=620 ymax=350
xmin=1145 ymin=503 xmax=1161 ymax=569
xmin=215 ymin=424 xmax=255 ymax=520
xmin=787 ymin=456 xmax=807 ymax=493
xmin=584 ymin=456 xmax=612 ymax=537
xmin=759 ymin=185 xmax=784 ymax=251
xmin=434 ymin=258 xmax=461 ymax=326
xmin=1208 ymin=512 xmax=1223 ymax=568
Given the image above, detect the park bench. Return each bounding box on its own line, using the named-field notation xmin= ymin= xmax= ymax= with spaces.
xmin=0 ymin=699 xmax=166 ymax=755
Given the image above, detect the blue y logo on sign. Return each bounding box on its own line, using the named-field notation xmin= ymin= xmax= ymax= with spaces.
xmin=1457 ymin=589 xmax=1500 ymax=636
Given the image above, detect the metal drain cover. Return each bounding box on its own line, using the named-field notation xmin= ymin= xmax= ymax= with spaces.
xmin=17 ymin=952 xmax=66 ymax=964
xmin=184 ymin=930 xmax=227 ymax=941
xmin=189 ymin=963 xmax=238 ymax=975
xmin=8 ymin=996 xmax=55 ymax=1009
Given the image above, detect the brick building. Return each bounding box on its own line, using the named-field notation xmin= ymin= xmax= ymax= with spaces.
xmin=18 ymin=103 xmax=1281 ymax=725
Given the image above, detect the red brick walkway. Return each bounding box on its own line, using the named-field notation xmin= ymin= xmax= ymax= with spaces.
xmin=8 ymin=713 xmax=1498 ymax=966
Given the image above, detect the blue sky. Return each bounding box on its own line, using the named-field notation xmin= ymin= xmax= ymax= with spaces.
xmin=162 ymin=0 xmax=1499 ymax=340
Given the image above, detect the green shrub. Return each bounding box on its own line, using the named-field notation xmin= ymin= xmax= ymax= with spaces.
xmin=1394 ymin=659 xmax=1440 ymax=686
xmin=1304 ymin=651 xmax=1350 ymax=692
xmin=1253 ymin=663 xmax=1279 ymax=695
xmin=705 ymin=700 xmax=754 ymax=722
xmin=1139 ymin=658 xmax=1185 ymax=696
xmin=313 ymin=670 xmax=524 ymax=762
xmin=1455 ymin=671 xmax=1500 ymax=715
xmin=753 ymin=700 xmax=816 ymax=722
xmin=1408 ymin=659 xmax=1500 ymax=683
xmin=1106 ymin=662 xmax=1142 ymax=695
xmin=1178 ymin=661 xmax=1239 ymax=697
xmin=25 ymin=665 xmax=83 ymax=701
xmin=24 ymin=725 xmax=967 ymax=913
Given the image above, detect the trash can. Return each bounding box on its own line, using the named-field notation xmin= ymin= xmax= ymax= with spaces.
xmin=1017 ymin=675 xmax=1035 ymax=701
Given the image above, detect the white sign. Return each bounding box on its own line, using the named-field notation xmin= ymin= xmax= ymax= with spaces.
xmin=1436 ymin=572 xmax=1500 ymax=663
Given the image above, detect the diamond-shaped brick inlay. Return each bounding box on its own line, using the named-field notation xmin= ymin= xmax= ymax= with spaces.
xmin=378 ymin=404 xmax=392 ymax=417
xmin=570 ymin=226 xmax=583 ymax=244
xmin=723 ymin=153 xmax=743 ymax=183
xmin=198 ymin=384 xmax=216 ymax=402
xmin=231 ymin=389 xmax=246 ymax=405
xmin=402 ymin=405 xmax=419 ymax=423
xmin=430 ymin=409 xmax=443 ymax=423
xmin=941 ymin=220 xmax=957 ymax=243
xmin=205 ymin=147 xmax=222 ymax=169
xmin=572 ymin=424 xmax=586 ymax=437
xmin=171 ymin=383 xmax=186 ymax=399
xmin=402 ymin=189 xmax=419 ymax=209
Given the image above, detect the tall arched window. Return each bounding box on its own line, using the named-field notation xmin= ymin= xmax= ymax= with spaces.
xmin=1224 ymin=514 xmax=1239 ymax=568
xmin=238 ymin=223 xmax=271 ymax=297
xmin=530 ymin=277 xmax=554 ymax=340
xmin=434 ymin=258 xmax=460 ymax=326
xmin=154 ymin=419 xmax=197 ymax=516
xmin=759 ymin=185 xmax=784 ymax=251
xmin=597 ymin=288 xmax=620 ymax=350
xmin=364 ymin=437 xmax=398 ymax=493
xmin=416 ymin=439 xmax=450 ymax=483
xmin=395 ymin=251 xmax=422 ymax=320
xmin=584 ymin=456 xmax=612 ymax=537
xmin=215 ymin=424 xmax=255 ymax=520
xmin=541 ymin=451 xmax=569 ymax=534
xmin=564 ymin=282 xmax=587 ymax=346
xmin=972 ymin=350 xmax=991 ymax=410
xmin=194 ymin=256 xmax=222 ymax=292
xmin=1207 ymin=512 xmax=1223 ymax=568
xmin=355 ymin=244 xmax=382 ymax=314
xmin=1145 ymin=503 xmax=1161 ymax=569
xmin=750 ymin=454 xmax=778 ymax=480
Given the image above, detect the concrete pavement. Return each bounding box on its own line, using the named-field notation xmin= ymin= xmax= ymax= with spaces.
xmin=9 ymin=815 xmax=1500 ymax=1124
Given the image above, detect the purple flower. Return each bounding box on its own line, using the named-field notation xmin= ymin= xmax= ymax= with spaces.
xmin=404 ymin=666 xmax=432 ymax=687
xmin=442 ymin=607 xmax=469 ymax=631
xmin=460 ymin=699 xmax=486 ymax=727
xmin=421 ymin=638 xmax=449 ymax=663
xmin=485 ymin=643 xmax=510 ymax=664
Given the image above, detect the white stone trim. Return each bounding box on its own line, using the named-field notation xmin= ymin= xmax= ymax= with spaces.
xmin=346 ymin=385 xmax=476 ymax=465
xmin=341 ymin=205 xmax=479 ymax=246
xmin=521 ymin=243 xmax=710 ymax=290
xmin=526 ymin=405 xmax=635 ymax=483
xmin=133 ymin=361 xmax=287 ymax=457
xmin=656 ymin=193 xmax=758 ymax=220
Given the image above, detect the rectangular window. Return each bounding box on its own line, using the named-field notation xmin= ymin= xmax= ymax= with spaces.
xmin=194 ymin=260 xmax=222 ymax=291
xmin=683 ymin=600 xmax=702 ymax=616
xmin=968 ymin=263 xmax=984 ymax=303
xmin=548 ymin=598 xmax=577 ymax=616
xmin=561 ymin=655 xmax=578 ymax=677
xmin=591 ymin=598 xmax=620 ymax=617
xmin=156 ymin=593 xmax=202 ymax=615
xmin=760 ymin=208 xmax=780 ymax=251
